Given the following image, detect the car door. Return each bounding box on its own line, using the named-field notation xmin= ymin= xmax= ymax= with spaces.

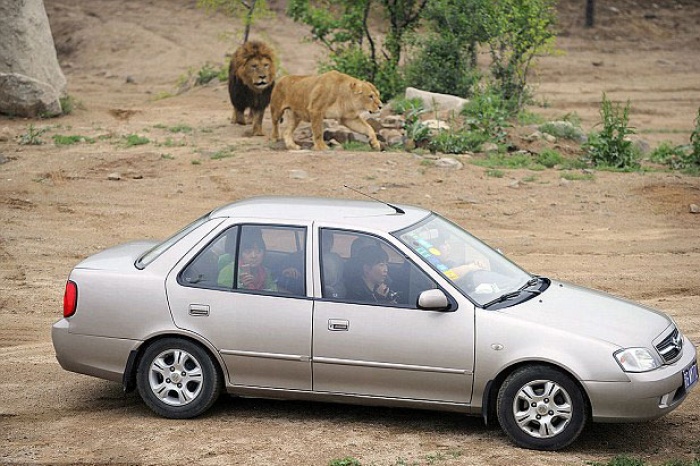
xmin=312 ymin=228 xmax=475 ymax=403
xmin=166 ymin=223 xmax=313 ymax=391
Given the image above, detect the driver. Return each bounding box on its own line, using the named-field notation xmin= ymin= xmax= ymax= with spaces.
xmin=436 ymin=236 xmax=488 ymax=280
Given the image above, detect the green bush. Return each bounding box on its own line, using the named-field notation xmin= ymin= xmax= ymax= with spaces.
xmin=461 ymin=88 xmax=512 ymax=143
xmin=196 ymin=63 xmax=227 ymax=86
xmin=584 ymin=94 xmax=639 ymax=169
xmin=404 ymin=35 xmax=480 ymax=98
xmin=649 ymin=141 xmax=690 ymax=169
xmin=390 ymin=97 xmax=424 ymax=115
xmin=428 ymin=130 xmax=489 ymax=154
xmin=535 ymin=148 xmax=564 ymax=168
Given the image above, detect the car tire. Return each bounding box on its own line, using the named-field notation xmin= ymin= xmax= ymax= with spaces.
xmin=496 ymin=365 xmax=587 ymax=451
xmin=136 ymin=338 xmax=222 ymax=419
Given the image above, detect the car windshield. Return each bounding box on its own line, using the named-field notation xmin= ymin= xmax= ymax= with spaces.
xmin=395 ymin=214 xmax=533 ymax=307
xmin=135 ymin=212 xmax=211 ymax=269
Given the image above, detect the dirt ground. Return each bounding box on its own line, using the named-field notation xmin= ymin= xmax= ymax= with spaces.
xmin=1 ymin=0 xmax=700 ymax=464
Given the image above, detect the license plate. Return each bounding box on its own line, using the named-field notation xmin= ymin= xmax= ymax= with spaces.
xmin=684 ymin=361 xmax=698 ymax=390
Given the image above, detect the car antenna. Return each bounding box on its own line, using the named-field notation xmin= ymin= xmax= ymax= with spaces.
xmin=344 ymin=185 xmax=405 ymax=214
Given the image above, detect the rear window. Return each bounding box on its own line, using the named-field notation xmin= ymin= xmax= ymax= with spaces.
xmin=135 ymin=213 xmax=211 ymax=269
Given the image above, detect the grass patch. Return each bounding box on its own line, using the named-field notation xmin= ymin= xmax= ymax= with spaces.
xmin=59 ymin=95 xmax=82 ymax=115
xmin=156 ymin=124 xmax=194 ymax=134
xmin=328 ymin=458 xmax=361 ymax=466
xmin=341 ymin=141 xmax=374 ymax=151
xmin=122 ymin=134 xmax=150 ymax=147
xmin=159 ymin=137 xmax=187 ymax=148
xmin=53 ymin=134 xmax=96 ymax=145
xmin=486 ymin=169 xmax=505 ymax=178
xmin=561 ymin=171 xmax=595 ymax=181
xmin=210 ymin=146 xmax=236 ymax=160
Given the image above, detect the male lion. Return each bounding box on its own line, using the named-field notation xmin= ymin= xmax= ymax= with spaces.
xmin=228 ymin=41 xmax=276 ymax=136
xmin=269 ymin=70 xmax=382 ymax=151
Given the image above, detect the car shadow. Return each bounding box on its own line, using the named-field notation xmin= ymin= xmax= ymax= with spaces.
xmin=211 ymin=394 xmax=488 ymax=435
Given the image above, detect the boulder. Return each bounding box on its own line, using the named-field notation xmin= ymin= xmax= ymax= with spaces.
xmin=405 ymin=87 xmax=468 ymax=112
xmin=0 ymin=0 xmax=66 ymax=117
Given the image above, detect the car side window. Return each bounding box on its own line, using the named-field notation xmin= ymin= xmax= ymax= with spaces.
xmin=180 ymin=226 xmax=238 ymax=289
xmin=320 ymin=229 xmax=438 ymax=308
xmin=246 ymin=225 xmax=306 ymax=296
xmin=180 ymin=225 xmax=307 ymax=297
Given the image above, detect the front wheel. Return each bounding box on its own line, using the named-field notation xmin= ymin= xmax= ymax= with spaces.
xmin=497 ymin=365 xmax=588 ymax=450
xmin=136 ymin=338 xmax=221 ymax=419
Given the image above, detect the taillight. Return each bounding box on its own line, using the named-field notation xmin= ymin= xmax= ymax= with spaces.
xmin=63 ymin=280 xmax=78 ymax=318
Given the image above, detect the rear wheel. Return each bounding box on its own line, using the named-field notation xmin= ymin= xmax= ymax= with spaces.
xmin=136 ymin=338 xmax=221 ymax=419
xmin=497 ymin=365 xmax=587 ymax=450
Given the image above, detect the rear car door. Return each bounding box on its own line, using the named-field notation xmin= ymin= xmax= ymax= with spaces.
xmin=166 ymin=223 xmax=313 ymax=390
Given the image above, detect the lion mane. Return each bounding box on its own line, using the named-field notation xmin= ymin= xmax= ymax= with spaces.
xmin=228 ymin=40 xmax=277 ymax=136
xmin=269 ymin=70 xmax=382 ymax=151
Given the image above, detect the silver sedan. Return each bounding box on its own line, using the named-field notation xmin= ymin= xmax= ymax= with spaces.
xmin=52 ymin=196 xmax=698 ymax=450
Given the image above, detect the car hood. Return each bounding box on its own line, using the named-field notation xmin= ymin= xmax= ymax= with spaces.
xmin=75 ymin=240 xmax=159 ymax=270
xmin=504 ymin=279 xmax=672 ymax=348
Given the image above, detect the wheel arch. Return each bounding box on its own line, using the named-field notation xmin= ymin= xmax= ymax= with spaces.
xmin=122 ymin=331 xmax=227 ymax=393
xmin=481 ymin=360 xmax=592 ymax=427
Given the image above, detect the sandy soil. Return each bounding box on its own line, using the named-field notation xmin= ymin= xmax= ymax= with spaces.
xmin=1 ymin=0 xmax=700 ymax=464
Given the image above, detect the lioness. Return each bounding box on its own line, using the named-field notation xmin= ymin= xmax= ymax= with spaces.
xmin=228 ymin=41 xmax=276 ymax=136
xmin=269 ymin=70 xmax=382 ymax=151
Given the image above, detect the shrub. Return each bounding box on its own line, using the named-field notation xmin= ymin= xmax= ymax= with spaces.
xmin=649 ymin=141 xmax=690 ymax=170
xmin=535 ymin=148 xmax=564 ymax=168
xmin=584 ymin=94 xmax=639 ymax=169
xmin=460 ymin=88 xmax=512 ymax=143
xmin=404 ymin=35 xmax=480 ymax=98
xmin=429 ymin=130 xmax=489 ymax=154
xmin=18 ymin=124 xmax=49 ymax=145
xmin=390 ymin=97 xmax=424 ymax=115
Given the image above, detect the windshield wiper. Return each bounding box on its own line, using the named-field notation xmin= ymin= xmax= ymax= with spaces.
xmin=519 ymin=276 xmax=543 ymax=292
xmin=482 ymin=276 xmax=543 ymax=309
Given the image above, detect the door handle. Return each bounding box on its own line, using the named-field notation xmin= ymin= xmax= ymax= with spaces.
xmin=328 ymin=319 xmax=349 ymax=331
xmin=189 ymin=304 xmax=210 ymax=316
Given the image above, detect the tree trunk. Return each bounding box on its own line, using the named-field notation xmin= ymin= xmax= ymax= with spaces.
xmin=585 ymin=0 xmax=595 ymax=28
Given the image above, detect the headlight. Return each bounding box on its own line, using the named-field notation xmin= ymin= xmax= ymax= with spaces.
xmin=614 ymin=348 xmax=662 ymax=373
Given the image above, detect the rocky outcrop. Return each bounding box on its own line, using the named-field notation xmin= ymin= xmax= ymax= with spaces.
xmin=0 ymin=0 xmax=66 ymax=117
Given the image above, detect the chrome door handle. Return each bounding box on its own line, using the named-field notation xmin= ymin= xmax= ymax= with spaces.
xmin=328 ymin=319 xmax=349 ymax=331
xmin=189 ymin=304 xmax=210 ymax=316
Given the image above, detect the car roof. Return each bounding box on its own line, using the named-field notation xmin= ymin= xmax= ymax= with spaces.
xmin=209 ymin=196 xmax=431 ymax=232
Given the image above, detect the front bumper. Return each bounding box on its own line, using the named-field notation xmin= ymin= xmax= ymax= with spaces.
xmin=585 ymin=336 xmax=698 ymax=422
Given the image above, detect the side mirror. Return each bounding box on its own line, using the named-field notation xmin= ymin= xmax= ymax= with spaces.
xmin=417 ymin=289 xmax=451 ymax=311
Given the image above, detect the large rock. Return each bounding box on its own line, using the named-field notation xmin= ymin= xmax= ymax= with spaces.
xmin=405 ymin=87 xmax=468 ymax=113
xmin=0 ymin=0 xmax=66 ymax=117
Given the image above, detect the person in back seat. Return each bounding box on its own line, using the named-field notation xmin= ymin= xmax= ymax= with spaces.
xmin=219 ymin=229 xmax=277 ymax=292
xmin=321 ymin=232 xmax=345 ymax=298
